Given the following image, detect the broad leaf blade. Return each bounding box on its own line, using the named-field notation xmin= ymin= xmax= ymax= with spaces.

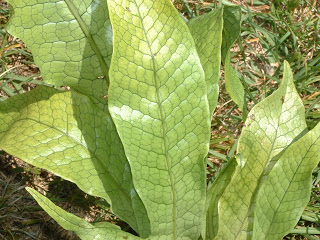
xmin=222 ymin=6 xmax=245 ymax=111
xmin=188 ymin=8 xmax=223 ymax=117
xmin=6 ymin=0 xmax=151 ymax=236
xmin=214 ymin=61 xmax=307 ymax=239
xmin=6 ymin=0 xmax=111 ymax=108
xmin=26 ymin=187 xmax=141 ymax=240
xmin=0 ymin=86 xmax=150 ymax=237
xmin=107 ymin=0 xmax=210 ymax=239
xmin=253 ymin=122 xmax=320 ymax=240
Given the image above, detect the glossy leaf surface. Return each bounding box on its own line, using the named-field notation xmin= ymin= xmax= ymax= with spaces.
xmin=107 ymin=0 xmax=210 ymax=239
xmin=188 ymin=8 xmax=223 ymax=117
xmin=0 ymin=86 xmax=150 ymax=236
xmin=214 ymin=61 xmax=308 ymax=239
xmin=26 ymin=187 xmax=142 ymax=240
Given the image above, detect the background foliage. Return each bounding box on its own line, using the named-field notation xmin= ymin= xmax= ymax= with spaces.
xmin=0 ymin=0 xmax=320 ymax=239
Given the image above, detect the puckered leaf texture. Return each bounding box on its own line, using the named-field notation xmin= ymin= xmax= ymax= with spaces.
xmin=6 ymin=0 xmax=111 ymax=109
xmin=0 ymin=86 xmax=150 ymax=237
xmin=188 ymin=8 xmax=223 ymax=118
xmin=3 ymin=0 xmax=319 ymax=239
xmin=213 ymin=61 xmax=316 ymax=240
xmin=4 ymin=0 xmax=151 ymax=236
xmin=107 ymin=0 xmax=211 ymax=239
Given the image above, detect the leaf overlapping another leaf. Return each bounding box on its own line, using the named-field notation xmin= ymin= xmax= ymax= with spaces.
xmin=221 ymin=6 xmax=245 ymax=111
xmin=0 ymin=86 xmax=150 ymax=237
xmin=2 ymin=0 xmax=319 ymax=239
xmin=213 ymin=61 xmax=312 ymax=240
xmin=26 ymin=187 xmax=141 ymax=240
xmin=188 ymin=8 xmax=223 ymax=118
xmin=6 ymin=0 xmax=111 ymax=109
xmin=107 ymin=0 xmax=211 ymax=239
xmin=206 ymin=158 xmax=237 ymax=239
xmin=253 ymin=121 xmax=320 ymax=240
xmin=4 ymin=0 xmax=151 ymax=236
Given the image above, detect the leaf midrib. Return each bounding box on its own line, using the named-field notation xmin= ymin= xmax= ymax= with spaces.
xmin=234 ymin=87 xmax=289 ymax=240
xmin=262 ymin=135 xmax=320 ymax=239
xmin=132 ymin=1 xmax=177 ymax=238
xmin=11 ymin=116 xmax=132 ymax=205
xmin=64 ymin=0 xmax=110 ymax=85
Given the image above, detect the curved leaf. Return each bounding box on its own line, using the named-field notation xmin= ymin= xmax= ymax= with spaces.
xmin=5 ymin=0 xmax=151 ymax=236
xmin=253 ymin=123 xmax=320 ymax=239
xmin=214 ymin=61 xmax=308 ymax=239
xmin=222 ymin=6 xmax=245 ymax=111
xmin=0 ymin=86 xmax=150 ymax=237
xmin=107 ymin=0 xmax=210 ymax=239
xmin=224 ymin=53 xmax=245 ymax=111
xmin=221 ymin=6 xmax=241 ymax=61
xmin=188 ymin=8 xmax=223 ymax=117
xmin=6 ymin=0 xmax=111 ymax=108
xmin=26 ymin=187 xmax=142 ymax=240
xmin=206 ymin=158 xmax=237 ymax=239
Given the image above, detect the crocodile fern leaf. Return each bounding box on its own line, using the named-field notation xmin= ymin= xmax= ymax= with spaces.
xmin=26 ymin=187 xmax=140 ymax=240
xmin=213 ymin=61 xmax=319 ymax=240
xmin=107 ymin=0 xmax=210 ymax=238
xmin=4 ymin=0 xmax=150 ymax=236
xmin=1 ymin=1 xmax=319 ymax=240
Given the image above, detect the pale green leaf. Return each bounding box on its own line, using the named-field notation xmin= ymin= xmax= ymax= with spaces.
xmin=206 ymin=158 xmax=237 ymax=240
xmin=214 ymin=61 xmax=307 ymax=239
xmin=222 ymin=6 xmax=245 ymax=111
xmin=224 ymin=53 xmax=245 ymax=111
xmin=188 ymin=8 xmax=223 ymax=117
xmin=0 ymin=86 xmax=150 ymax=237
xmin=5 ymin=0 xmax=151 ymax=236
xmin=188 ymin=10 xmax=224 ymax=238
xmin=253 ymin=123 xmax=320 ymax=240
xmin=6 ymin=0 xmax=111 ymax=109
xmin=107 ymin=0 xmax=210 ymax=239
xmin=26 ymin=187 xmax=142 ymax=240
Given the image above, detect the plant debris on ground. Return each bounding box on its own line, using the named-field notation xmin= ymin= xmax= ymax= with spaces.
xmin=0 ymin=0 xmax=320 ymax=239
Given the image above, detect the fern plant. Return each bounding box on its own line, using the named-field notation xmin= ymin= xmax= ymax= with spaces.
xmin=1 ymin=0 xmax=319 ymax=239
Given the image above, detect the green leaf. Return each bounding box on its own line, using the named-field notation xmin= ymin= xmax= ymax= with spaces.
xmin=0 ymin=86 xmax=150 ymax=237
xmin=206 ymin=158 xmax=237 ymax=239
xmin=188 ymin=8 xmax=223 ymax=117
xmin=26 ymin=187 xmax=141 ymax=240
xmin=253 ymin=124 xmax=320 ymax=239
xmin=188 ymin=10 xmax=224 ymax=238
xmin=224 ymin=53 xmax=245 ymax=111
xmin=107 ymin=0 xmax=210 ymax=239
xmin=214 ymin=61 xmax=308 ymax=239
xmin=6 ymin=0 xmax=111 ymax=109
xmin=221 ymin=6 xmax=241 ymax=61
xmin=221 ymin=6 xmax=245 ymax=111
xmin=5 ymin=0 xmax=151 ymax=236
